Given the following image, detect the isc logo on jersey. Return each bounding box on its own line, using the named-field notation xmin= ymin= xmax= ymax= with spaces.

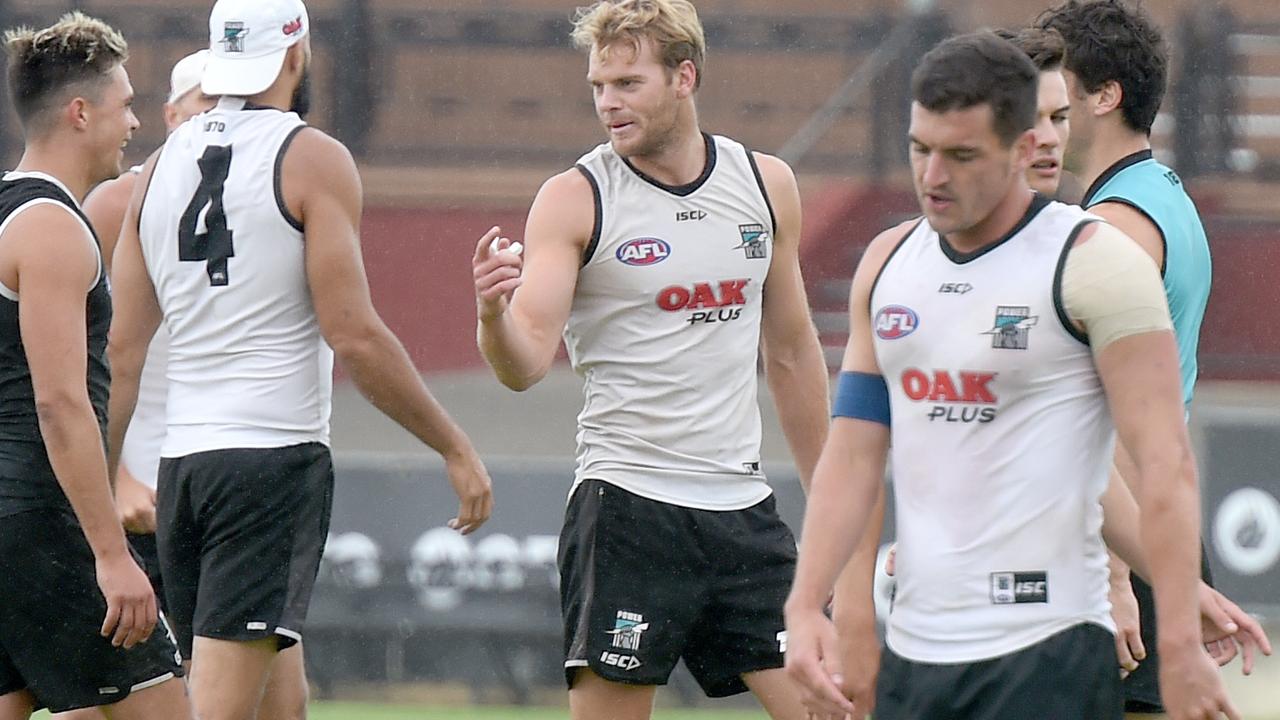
xmin=901 ymin=368 xmax=998 ymax=423
xmin=656 ymin=279 xmax=750 ymax=325
xmin=618 ymin=238 xmax=671 ymax=266
xmin=875 ymin=305 xmax=918 ymax=340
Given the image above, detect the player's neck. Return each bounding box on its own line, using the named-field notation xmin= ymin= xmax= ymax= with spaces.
xmin=946 ymin=185 xmax=1037 ymax=254
xmin=13 ymin=144 xmax=94 ymax=202
xmin=1077 ymin=125 xmax=1152 ymax=192
xmin=623 ymin=119 xmax=706 ymax=188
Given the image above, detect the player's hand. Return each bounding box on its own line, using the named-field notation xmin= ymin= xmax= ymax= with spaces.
xmin=443 ymin=447 xmax=493 ymax=535
xmin=96 ymin=551 xmax=157 ymax=649
xmin=1198 ymin=582 xmax=1273 ymax=674
xmin=784 ymin=606 xmax=856 ymax=717
xmin=473 ymin=226 xmax=524 ymax=322
xmin=884 ymin=543 xmax=896 ymax=576
xmin=1109 ymin=577 xmax=1144 ymax=677
xmin=837 ymin=622 xmax=880 ymax=719
xmin=1158 ymin=641 xmax=1241 ymax=720
xmin=115 ymin=465 xmax=157 ymax=535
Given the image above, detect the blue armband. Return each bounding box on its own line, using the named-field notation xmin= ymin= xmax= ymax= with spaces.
xmin=832 ymin=371 xmax=891 ymax=426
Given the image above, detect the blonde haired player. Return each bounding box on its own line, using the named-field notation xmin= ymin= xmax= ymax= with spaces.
xmin=473 ymin=1 xmax=828 ymax=718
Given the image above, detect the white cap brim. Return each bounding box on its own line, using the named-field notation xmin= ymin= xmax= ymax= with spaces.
xmin=201 ymin=47 xmax=287 ymax=97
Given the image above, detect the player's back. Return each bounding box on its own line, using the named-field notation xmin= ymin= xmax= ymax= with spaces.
xmin=140 ymin=97 xmax=332 ymax=457
xmin=1083 ymin=150 xmax=1211 ymax=405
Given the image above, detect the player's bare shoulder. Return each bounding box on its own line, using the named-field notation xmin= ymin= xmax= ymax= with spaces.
xmin=856 ymin=218 xmax=920 ymax=287
xmin=278 ymin=127 xmax=361 ymax=221
xmin=527 ymin=166 xmax=596 ymax=252
xmin=749 ymin=151 xmax=801 ymax=238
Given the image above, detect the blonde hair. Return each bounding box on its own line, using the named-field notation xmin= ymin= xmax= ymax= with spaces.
xmin=571 ymin=0 xmax=706 ymax=89
xmin=4 ymin=11 xmax=128 ymax=130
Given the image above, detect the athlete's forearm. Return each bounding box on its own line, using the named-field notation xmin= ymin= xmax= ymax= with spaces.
xmin=37 ymin=399 xmax=130 ymax=561
xmin=476 ymin=309 xmax=557 ymax=391
xmin=764 ymin=337 xmax=829 ymax=492
xmin=831 ymin=483 xmax=885 ymax=631
xmin=340 ymin=324 xmax=475 ymax=459
xmin=1099 ymin=465 xmax=1151 ymax=582
xmin=105 ymin=340 xmax=145 ymax=485
xmin=787 ymin=422 xmax=888 ymax=612
xmin=1133 ymin=446 xmax=1203 ymax=649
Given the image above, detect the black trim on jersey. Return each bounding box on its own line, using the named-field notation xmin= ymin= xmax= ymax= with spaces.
xmin=1081 ymin=149 xmax=1153 ymax=208
xmin=1084 ymin=197 xmax=1168 ymax=278
xmin=1052 ymin=219 xmax=1098 ymax=347
xmin=274 ymin=125 xmax=307 ymax=233
xmin=744 ymin=148 xmax=777 ymax=235
xmin=620 ymin=132 xmax=716 ymax=197
xmin=575 ymin=164 xmax=603 ymax=266
xmin=868 ymin=217 xmax=923 ymax=307
xmin=939 ymin=192 xmax=1050 ymax=265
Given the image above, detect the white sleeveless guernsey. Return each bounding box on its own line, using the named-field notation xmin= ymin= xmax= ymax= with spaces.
xmin=567 ymin=134 xmax=775 ymax=510
xmin=139 ymin=98 xmax=333 ymax=457
xmin=871 ymin=196 xmax=1116 ymax=663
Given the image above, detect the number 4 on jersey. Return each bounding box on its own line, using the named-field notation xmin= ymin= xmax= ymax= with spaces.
xmin=179 ymin=145 xmax=235 ymax=286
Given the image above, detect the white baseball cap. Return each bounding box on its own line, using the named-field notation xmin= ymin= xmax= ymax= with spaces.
xmin=167 ymin=49 xmax=210 ymax=104
xmin=202 ymin=0 xmax=309 ymax=97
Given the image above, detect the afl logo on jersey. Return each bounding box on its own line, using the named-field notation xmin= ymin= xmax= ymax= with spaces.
xmin=617 ymin=238 xmax=671 ymax=266
xmin=875 ymin=305 xmax=919 ymax=340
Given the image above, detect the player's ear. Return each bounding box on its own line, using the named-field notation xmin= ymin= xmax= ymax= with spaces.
xmin=284 ymin=41 xmax=307 ymax=75
xmin=1095 ymin=80 xmax=1122 ymax=117
xmin=674 ymin=59 xmax=697 ymax=99
xmin=66 ymin=96 xmax=91 ymax=133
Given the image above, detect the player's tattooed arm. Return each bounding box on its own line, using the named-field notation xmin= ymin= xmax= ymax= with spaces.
xmin=474 ymin=168 xmax=590 ymax=391
xmin=755 ymin=152 xmax=828 ymax=492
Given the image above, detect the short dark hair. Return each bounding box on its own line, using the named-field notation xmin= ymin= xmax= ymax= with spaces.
xmin=993 ymin=27 xmax=1066 ymax=72
xmin=4 ymin=12 xmax=128 ymax=134
xmin=911 ymin=32 xmax=1039 ymax=146
xmin=1036 ymin=0 xmax=1166 ymax=135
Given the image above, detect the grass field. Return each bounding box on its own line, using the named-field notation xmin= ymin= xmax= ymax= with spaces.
xmin=32 ymin=704 xmax=762 ymax=719
xmin=307 ymin=704 xmax=762 ymax=719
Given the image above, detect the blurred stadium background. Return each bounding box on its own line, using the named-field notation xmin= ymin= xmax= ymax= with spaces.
xmin=7 ymin=0 xmax=1280 ymax=716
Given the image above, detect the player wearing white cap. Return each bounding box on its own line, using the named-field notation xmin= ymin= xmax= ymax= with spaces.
xmin=106 ymin=1 xmax=494 ymax=718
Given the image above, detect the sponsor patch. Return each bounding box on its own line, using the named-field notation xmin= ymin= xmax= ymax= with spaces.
xmin=990 ymin=571 xmax=1048 ymax=604
xmin=617 ymin=237 xmax=671 ymax=266
xmin=875 ymin=305 xmax=919 ymax=340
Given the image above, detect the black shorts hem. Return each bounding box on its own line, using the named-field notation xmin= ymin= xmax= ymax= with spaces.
xmin=700 ymin=657 xmax=785 ymax=698
xmin=42 ymin=669 xmax=181 ymax=714
xmin=564 ymin=660 xmax=670 ymax=690
xmin=194 ymin=627 xmax=300 ymax=652
xmin=1124 ymin=699 xmax=1166 ymax=714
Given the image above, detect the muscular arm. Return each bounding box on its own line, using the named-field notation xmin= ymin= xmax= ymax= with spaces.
xmin=474 ymin=169 xmax=590 ymax=390
xmin=290 ymin=130 xmax=491 ymax=532
xmin=755 ymin=154 xmax=828 ymax=492
xmin=15 ymin=206 xmax=129 ymax=561
xmin=1066 ymin=222 xmax=1202 ymax=653
xmin=289 ymin=129 xmax=474 ymax=460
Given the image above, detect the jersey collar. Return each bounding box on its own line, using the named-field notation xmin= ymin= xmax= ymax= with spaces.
xmin=938 ymin=192 xmax=1050 ymax=265
xmin=1081 ymin=148 xmax=1154 ymax=208
xmin=620 ymin=132 xmax=717 ymax=197
xmin=1 ymin=170 xmax=81 ymax=208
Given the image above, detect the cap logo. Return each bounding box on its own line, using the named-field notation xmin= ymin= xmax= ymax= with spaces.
xmin=282 ymin=16 xmax=303 ymax=36
xmin=221 ymin=21 xmax=249 ymax=53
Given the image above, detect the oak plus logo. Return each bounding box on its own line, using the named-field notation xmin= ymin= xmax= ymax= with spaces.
xmin=901 ymin=368 xmax=998 ymax=423
xmin=656 ymin=279 xmax=750 ymax=325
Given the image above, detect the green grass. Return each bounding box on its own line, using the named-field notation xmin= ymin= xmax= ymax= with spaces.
xmin=308 ymin=705 xmax=764 ymax=719
xmin=34 ymin=702 xmax=765 ymax=719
